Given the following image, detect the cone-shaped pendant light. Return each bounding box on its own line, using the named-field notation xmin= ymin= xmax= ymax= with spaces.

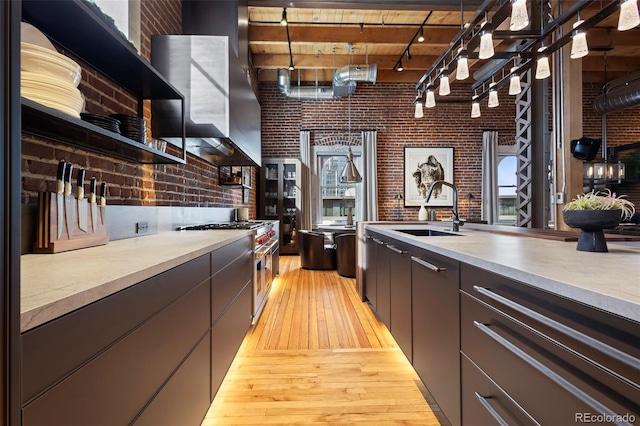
xmin=340 ymin=92 xmax=362 ymax=183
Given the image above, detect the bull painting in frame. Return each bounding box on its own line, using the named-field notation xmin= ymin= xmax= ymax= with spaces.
xmin=404 ymin=147 xmax=454 ymax=207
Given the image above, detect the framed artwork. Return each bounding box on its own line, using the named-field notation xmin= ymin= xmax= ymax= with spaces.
xmin=242 ymin=166 xmax=252 ymax=188
xmin=243 ymin=187 xmax=250 ymax=204
xmin=404 ymin=147 xmax=455 ymax=207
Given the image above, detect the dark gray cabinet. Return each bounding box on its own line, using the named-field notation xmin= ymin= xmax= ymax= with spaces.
xmin=387 ymin=240 xmax=412 ymax=363
xmin=21 ymin=235 xmax=254 ymax=426
xmin=411 ymin=248 xmax=461 ymax=426
xmin=375 ymin=237 xmax=391 ymax=327
xmin=460 ymin=264 xmax=640 ymax=425
xmin=363 ymin=234 xmax=377 ymax=307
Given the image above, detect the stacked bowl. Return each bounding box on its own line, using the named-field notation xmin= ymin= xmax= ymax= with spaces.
xmin=110 ymin=114 xmax=147 ymax=143
xmin=20 ymin=23 xmax=83 ymax=118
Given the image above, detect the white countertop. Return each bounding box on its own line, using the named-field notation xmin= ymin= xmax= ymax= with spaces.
xmin=366 ymin=223 xmax=640 ymax=322
xmin=21 ymin=230 xmax=251 ymax=332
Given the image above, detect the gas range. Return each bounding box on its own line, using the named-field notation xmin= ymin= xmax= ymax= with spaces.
xmin=178 ymin=221 xmax=267 ymax=231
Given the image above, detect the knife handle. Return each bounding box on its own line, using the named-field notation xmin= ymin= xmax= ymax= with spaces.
xmin=89 ymin=177 xmax=97 ymax=204
xmin=99 ymin=182 xmax=107 ymax=207
xmin=56 ymin=160 xmax=66 ymax=195
xmin=76 ymin=169 xmax=86 ymax=199
xmin=64 ymin=163 xmax=73 ymax=196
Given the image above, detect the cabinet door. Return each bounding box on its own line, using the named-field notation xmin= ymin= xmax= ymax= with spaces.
xmin=375 ymin=238 xmax=391 ymax=326
xmin=280 ymin=160 xmax=300 ymax=254
xmin=364 ymin=234 xmax=377 ymax=308
xmin=411 ymin=249 xmax=461 ymax=426
xmin=387 ymin=241 xmax=412 ymax=363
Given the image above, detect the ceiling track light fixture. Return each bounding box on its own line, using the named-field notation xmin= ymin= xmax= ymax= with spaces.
xmin=418 ymin=26 xmax=425 ymax=42
xmin=280 ymin=8 xmax=288 ymax=26
xmin=397 ymin=59 xmax=404 ymax=72
xmin=439 ymin=66 xmax=451 ymax=96
xmin=456 ymin=41 xmax=470 ymax=80
xmin=471 ymin=94 xmax=481 ymax=118
xmin=393 ymin=13 xmax=433 ymax=75
xmin=285 ymin=14 xmax=294 ymax=70
xmin=487 ymin=80 xmax=499 ymax=107
xmin=510 ymin=0 xmax=529 ymax=31
xmin=414 ymin=91 xmax=424 ymax=118
xmin=509 ymin=61 xmax=522 ymax=95
xmin=570 ymin=13 xmax=589 ymax=59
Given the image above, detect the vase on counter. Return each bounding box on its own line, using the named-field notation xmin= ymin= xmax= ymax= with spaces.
xmin=418 ymin=204 xmax=428 ymax=221
xmin=562 ymin=209 xmax=622 ymax=252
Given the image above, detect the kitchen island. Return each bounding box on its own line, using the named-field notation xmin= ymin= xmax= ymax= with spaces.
xmin=20 ymin=229 xmax=255 ymax=426
xmin=359 ymin=222 xmax=639 ymax=426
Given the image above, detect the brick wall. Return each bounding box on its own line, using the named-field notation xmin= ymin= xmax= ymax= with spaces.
xmin=259 ymin=81 xmax=516 ymax=221
xmin=20 ymin=0 xmax=257 ymax=217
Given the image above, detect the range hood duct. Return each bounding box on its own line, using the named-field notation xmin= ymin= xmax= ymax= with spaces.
xmin=151 ymin=35 xmax=261 ymax=166
xmin=593 ymin=72 xmax=640 ymax=114
xmin=277 ymin=64 xmax=377 ymax=100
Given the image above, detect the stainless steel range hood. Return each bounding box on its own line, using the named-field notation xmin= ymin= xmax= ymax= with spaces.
xmin=151 ymin=35 xmax=261 ymax=166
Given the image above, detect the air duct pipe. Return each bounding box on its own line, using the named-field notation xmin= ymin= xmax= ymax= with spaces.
xmin=593 ymin=72 xmax=640 ymax=114
xmin=277 ymin=64 xmax=377 ymax=100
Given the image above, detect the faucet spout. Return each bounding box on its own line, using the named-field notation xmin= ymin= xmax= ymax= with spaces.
xmin=425 ymin=180 xmax=462 ymax=232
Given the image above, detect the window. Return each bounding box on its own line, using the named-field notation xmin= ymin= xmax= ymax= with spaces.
xmin=497 ymin=154 xmax=517 ymax=223
xmin=92 ymin=0 xmax=141 ymax=51
xmin=319 ymin=155 xmax=357 ymax=224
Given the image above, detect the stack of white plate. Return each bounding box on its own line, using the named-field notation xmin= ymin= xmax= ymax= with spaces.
xmin=20 ymin=28 xmax=83 ymax=118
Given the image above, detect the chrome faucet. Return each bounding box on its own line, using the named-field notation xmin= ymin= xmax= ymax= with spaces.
xmin=425 ymin=180 xmax=463 ymax=232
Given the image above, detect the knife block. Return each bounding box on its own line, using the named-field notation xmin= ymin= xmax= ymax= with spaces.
xmin=33 ymin=192 xmax=109 ymax=253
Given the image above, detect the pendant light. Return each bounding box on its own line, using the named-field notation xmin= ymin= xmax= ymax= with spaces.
xmin=414 ymin=91 xmax=424 ymax=118
xmin=535 ymin=46 xmax=551 ymax=79
xmin=570 ymin=17 xmax=589 ymax=59
xmin=471 ymin=94 xmax=481 ymax=118
xmin=509 ymin=66 xmax=522 ymax=95
xmin=478 ymin=15 xmax=494 ymax=60
xmin=510 ymin=0 xmax=529 ymax=31
xmin=618 ymin=0 xmax=640 ymax=31
xmin=487 ymin=81 xmax=499 ymax=108
xmin=456 ymin=43 xmax=469 ymax=80
xmin=425 ymin=87 xmax=436 ymax=108
xmin=340 ymin=91 xmax=362 ymax=183
xmin=439 ymin=65 xmax=451 ymax=96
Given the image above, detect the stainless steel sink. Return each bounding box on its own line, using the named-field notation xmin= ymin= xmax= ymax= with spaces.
xmin=394 ymin=229 xmax=460 ymax=237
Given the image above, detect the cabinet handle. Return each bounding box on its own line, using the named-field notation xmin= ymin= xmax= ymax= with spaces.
xmin=473 ymin=286 xmax=640 ymax=374
xmin=411 ymin=256 xmax=446 ymax=272
xmin=373 ymin=238 xmax=385 ymax=245
xmin=473 ymin=321 xmax=631 ymax=424
xmin=473 ymin=393 xmax=511 ymax=426
xmin=387 ymin=245 xmax=405 ymax=254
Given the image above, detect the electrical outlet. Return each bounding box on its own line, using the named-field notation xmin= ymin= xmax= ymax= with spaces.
xmin=556 ymin=192 xmax=566 ymax=203
xmin=136 ymin=222 xmax=149 ymax=233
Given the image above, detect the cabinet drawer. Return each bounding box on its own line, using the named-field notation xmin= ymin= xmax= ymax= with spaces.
xmin=461 ymin=292 xmax=638 ymax=425
xmin=22 ymin=254 xmax=210 ymax=403
xmin=460 ymin=263 xmax=640 ymax=385
xmin=461 ymin=354 xmax=537 ymax=426
xmin=22 ymin=282 xmax=211 ymax=426
xmin=212 ymin=235 xmax=252 ymax=274
xmin=211 ymin=248 xmax=252 ymax=325
xmin=133 ymin=331 xmax=211 ymax=426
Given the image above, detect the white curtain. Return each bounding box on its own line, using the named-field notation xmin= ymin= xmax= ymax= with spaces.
xmin=362 ymin=130 xmax=378 ymax=221
xmin=299 ymin=130 xmax=312 ymax=230
xmin=481 ymin=130 xmax=499 ymax=224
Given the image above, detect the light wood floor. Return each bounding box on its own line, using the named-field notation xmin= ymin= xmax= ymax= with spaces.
xmin=202 ymin=256 xmax=446 ymax=425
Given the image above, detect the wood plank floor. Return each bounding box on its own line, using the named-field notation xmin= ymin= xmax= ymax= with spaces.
xmin=202 ymin=256 xmax=447 ymax=425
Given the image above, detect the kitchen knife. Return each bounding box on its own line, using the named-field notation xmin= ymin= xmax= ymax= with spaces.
xmin=89 ymin=177 xmax=98 ymax=233
xmin=77 ymin=168 xmax=88 ymax=232
xmin=99 ymin=182 xmax=107 ymax=226
xmin=56 ymin=160 xmax=66 ymax=239
xmin=64 ymin=163 xmax=75 ymax=239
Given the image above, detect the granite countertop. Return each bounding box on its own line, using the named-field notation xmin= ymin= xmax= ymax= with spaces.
xmin=21 ymin=230 xmax=251 ymax=332
xmin=365 ymin=223 xmax=640 ymax=322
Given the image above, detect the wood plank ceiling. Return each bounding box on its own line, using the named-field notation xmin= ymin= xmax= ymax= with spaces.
xmin=248 ymin=0 xmax=640 ymax=86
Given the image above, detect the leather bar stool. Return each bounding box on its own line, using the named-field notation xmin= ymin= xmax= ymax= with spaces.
xmin=298 ymin=230 xmax=336 ymax=270
xmin=334 ymin=233 xmax=356 ymax=277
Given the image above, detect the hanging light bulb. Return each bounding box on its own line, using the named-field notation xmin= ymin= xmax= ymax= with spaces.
xmin=425 ymin=87 xmax=436 ymax=108
xmin=456 ymin=44 xmax=469 ymax=80
xmin=488 ymin=82 xmax=499 ymax=108
xmin=510 ymin=0 xmax=529 ymax=31
xmin=535 ymin=47 xmax=551 ymax=79
xmin=509 ymin=67 xmax=522 ymax=95
xmin=280 ymin=8 xmax=288 ymax=26
xmin=478 ymin=29 xmax=495 ymax=59
xmin=418 ymin=26 xmax=425 ymax=42
xmin=571 ymin=19 xmax=589 ymax=59
xmin=414 ymin=92 xmax=424 ymax=118
xmin=471 ymin=95 xmax=481 ymax=118
xmin=439 ymin=71 xmax=451 ymax=96
xmin=618 ymin=0 xmax=640 ymax=31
